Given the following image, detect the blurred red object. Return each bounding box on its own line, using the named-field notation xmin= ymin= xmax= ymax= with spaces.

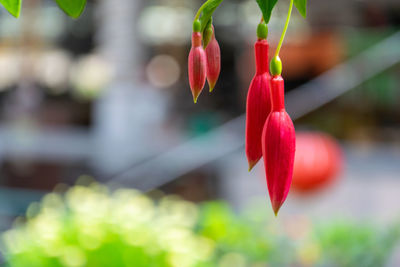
xmin=292 ymin=132 xmax=343 ymax=192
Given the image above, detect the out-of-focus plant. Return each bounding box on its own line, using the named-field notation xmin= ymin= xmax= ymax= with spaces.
xmin=197 ymin=202 xmax=294 ymax=266
xmin=309 ymin=221 xmax=400 ymax=267
xmin=1 ymin=184 xmax=210 ymax=267
xmin=0 ymin=183 xmax=292 ymax=267
xmin=1 ymin=183 xmax=399 ymax=267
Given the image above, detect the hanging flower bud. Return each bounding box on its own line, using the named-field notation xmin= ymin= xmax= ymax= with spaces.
xmin=188 ymin=20 xmax=207 ymax=103
xmin=245 ymin=22 xmax=271 ymax=171
xmin=262 ymin=56 xmax=296 ymax=215
xmin=205 ymin=25 xmax=221 ymax=92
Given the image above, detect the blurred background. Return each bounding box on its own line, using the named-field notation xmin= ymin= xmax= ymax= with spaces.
xmin=0 ymin=0 xmax=399 ymax=266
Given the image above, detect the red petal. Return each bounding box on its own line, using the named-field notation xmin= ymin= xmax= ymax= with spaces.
xmin=262 ymin=75 xmax=296 ymax=215
xmin=205 ymin=35 xmax=221 ymax=92
xmin=246 ymin=74 xmax=270 ymax=170
xmin=188 ymin=32 xmax=207 ymax=103
xmin=245 ymin=39 xmax=271 ymax=170
xmin=262 ymin=111 xmax=296 ymax=215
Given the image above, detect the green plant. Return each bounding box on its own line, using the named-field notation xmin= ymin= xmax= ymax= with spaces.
xmin=1 ymin=184 xmax=399 ymax=267
xmin=313 ymin=221 xmax=400 ymax=267
xmin=245 ymin=23 xmax=271 ymax=172
xmin=1 ymin=184 xmax=292 ymax=267
xmin=0 ymin=0 xmax=86 ymax=18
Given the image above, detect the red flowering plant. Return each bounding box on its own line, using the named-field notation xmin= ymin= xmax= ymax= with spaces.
xmin=188 ymin=0 xmax=307 ymax=215
xmin=246 ymin=22 xmax=271 ymax=172
xmin=188 ymin=21 xmax=208 ymax=103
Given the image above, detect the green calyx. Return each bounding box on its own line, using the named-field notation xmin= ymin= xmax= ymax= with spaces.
xmin=203 ymin=19 xmax=213 ymax=48
xmin=193 ymin=20 xmax=201 ymax=32
xmin=270 ymin=56 xmax=282 ymax=76
xmin=257 ymin=21 xmax=268 ymax=40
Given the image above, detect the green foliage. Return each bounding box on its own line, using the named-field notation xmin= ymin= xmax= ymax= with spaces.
xmin=54 ymin=0 xmax=86 ymax=18
xmin=0 ymin=0 xmax=86 ymax=18
xmin=255 ymin=0 xmax=307 ymax=23
xmin=0 ymin=0 xmax=21 ymax=17
xmin=314 ymin=221 xmax=400 ymax=267
xmin=197 ymin=202 xmax=294 ymax=266
xmin=294 ymin=0 xmax=307 ymax=18
xmin=1 ymin=184 xmax=399 ymax=267
xmin=198 ymin=0 xmax=223 ymax=33
xmin=256 ymin=0 xmax=307 ymax=23
xmin=255 ymin=0 xmax=278 ymax=23
xmin=2 ymin=185 xmax=210 ymax=267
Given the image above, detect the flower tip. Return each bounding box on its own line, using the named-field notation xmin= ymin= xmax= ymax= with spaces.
xmin=248 ymin=160 xmax=257 ymax=172
xmin=209 ymin=84 xmax=215 ymax=93
xmin=272 ymin=201 xmax=283 ymax=217
xmin=192 ymin=91 xmax=201 ymax=103
xmin=208 ymin=79 xmax=217 ymax=93
xmin=274 ymin=209 xmax=279 ymax=217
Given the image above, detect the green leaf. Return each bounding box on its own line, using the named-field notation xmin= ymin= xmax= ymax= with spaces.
xmin=294 ymin=0 xmax=307 ymax=18
xmin=255 ymin=0 xmax=278 ymax=23
xmin=54 ymin=0 xmax=86 ymax=18
xmin=199 ymin=0 xmax=223 ymax=32
xmin=0 ymin=0 xmax=21 ymax=17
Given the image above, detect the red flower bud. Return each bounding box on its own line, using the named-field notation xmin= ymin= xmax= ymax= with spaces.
xmin=245 ymin=39 xmax=271 ymax=171
xmin=188 ymin=32 xmax=207 ymax=103
xmin=205 ymin=28 xmax=220 ymax=92
xmin=262 ymin=75 xmax=296 ymax=215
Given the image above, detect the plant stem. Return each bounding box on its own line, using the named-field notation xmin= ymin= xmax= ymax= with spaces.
xmin=195 ymin=0 xmax=209 ymax=20
xmin=274 ymin=0 xmax=294 ymax=58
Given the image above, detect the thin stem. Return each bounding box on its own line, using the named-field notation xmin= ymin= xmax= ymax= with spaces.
xmin=195 ymin=0 xmax=208 ymax=20
xmin=274 ymin=0 xmax=294 ymax=58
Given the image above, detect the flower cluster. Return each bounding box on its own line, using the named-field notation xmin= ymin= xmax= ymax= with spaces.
xmin=188 ymin=20 xmax=221 ymax=103
xmin=188 ymin=0 xmax=301 ymax=214
xmin=243 ymin=22 xmax=296 ymax=215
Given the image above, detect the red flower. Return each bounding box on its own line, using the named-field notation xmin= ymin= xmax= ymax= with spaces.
xmin=205 ymin=27 xmax=221 ymax=92
xmin=188 ymin=31 xmax=207 ymax=103
xmin=245 ymin=39 xmax=271 ymax=171
xmin=262 ymin=75 xmax=296 ymax=215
